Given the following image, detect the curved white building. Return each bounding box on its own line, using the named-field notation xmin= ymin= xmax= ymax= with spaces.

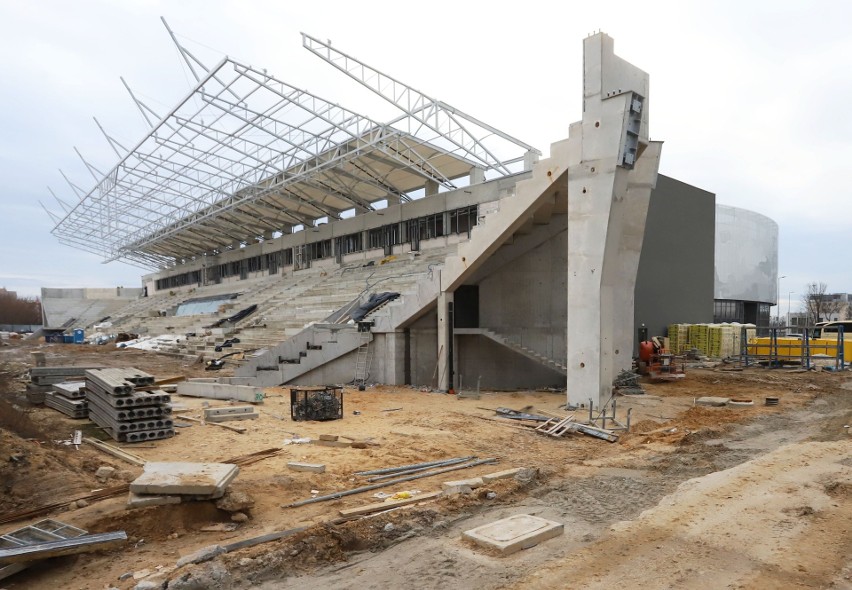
xmin=713 ymin=204 xmax=779 ymax=327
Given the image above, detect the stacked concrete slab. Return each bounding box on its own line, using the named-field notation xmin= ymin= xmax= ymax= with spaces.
xmin=43 ymin=381 xmax=88 ymax=419
xmin=127 ymin=462 xmax=239 ymax=508
xmin=85 ymin=368 xmax=175 ymax=442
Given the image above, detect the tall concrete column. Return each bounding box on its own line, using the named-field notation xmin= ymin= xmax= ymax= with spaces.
xmin=470 ymin=167 xmax=485 ymax=186
xmin=565 ymin=33 xmax=660 ymax=410
xmin=425 ymin=179 xmax=439 ymax=197
xmin=437 ymin=291 xmax=453 ymax=391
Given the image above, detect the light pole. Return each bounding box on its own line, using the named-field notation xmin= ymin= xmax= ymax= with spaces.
xmin=776 ymin=275 xmax=786 ymax=325
xmin=787 ymin=291 xmax=795 ymax=335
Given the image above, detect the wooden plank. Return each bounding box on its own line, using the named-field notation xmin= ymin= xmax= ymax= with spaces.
xmin=153 ymin=375 xmax=186 ymax=386
xmin=338 ymin=491 xmax=443 ymax=517
xmin=180 ymin=415 xmax=247 ymax=434
xmin=83 ymin=437 xmax=146 ymax=467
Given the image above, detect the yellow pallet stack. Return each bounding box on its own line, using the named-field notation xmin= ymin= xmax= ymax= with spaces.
xmin=688 ymin=324 xmax=709 ymax=355
xmin=707 ymin=325 xmax=723 ymax=357
xmin=667 ymin=324 xmax=689 ymax=354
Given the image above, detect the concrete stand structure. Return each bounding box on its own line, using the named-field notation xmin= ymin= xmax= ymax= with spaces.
xmin=44 ymin=27 xmax=778 ymax=406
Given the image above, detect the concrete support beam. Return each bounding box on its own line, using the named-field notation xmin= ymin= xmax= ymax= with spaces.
xmin=470 ymin=167 xmax=485 ymax=186
xmin=565 ymin=33 xmax=661 ymax=409
xmin=523 ymin=149 xmax=540 ymax=172
xmin=437 ymin=291 xmax=453 ymax=391
xmin=424 ymin=179 xmax=439 ymax=197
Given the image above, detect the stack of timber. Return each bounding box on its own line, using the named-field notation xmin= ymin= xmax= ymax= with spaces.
xmin=85 ymin=368 xmax=175 ymax=442
xmin=44 ymin=381 xmax=88 ymax=419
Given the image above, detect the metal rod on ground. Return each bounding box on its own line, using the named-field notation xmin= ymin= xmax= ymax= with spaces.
xmin=287 ymin=457 xmax=498 ymax=508
xmin=355 ymin=456 xmax=475 ymax=476
xmin=366 ymin=457 xmax=478 ymax=482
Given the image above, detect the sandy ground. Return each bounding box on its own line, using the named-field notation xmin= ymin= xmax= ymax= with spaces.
xmin=0 ymin=340 xmax=850 ymax=589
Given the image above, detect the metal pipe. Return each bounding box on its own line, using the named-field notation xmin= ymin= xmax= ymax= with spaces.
xmin=354 ymin=456 xmax=475 ymax=476
xmin=286 ymin=457 xmax=498 ymax=508
xmin=366 ymin=457 xmax=476 ymax=482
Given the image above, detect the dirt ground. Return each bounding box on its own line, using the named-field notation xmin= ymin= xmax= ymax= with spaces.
xmin=0 ymin=340 xmax=850 ymax=590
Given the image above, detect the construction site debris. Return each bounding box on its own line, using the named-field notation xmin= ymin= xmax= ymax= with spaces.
xmin=204 ymin=304 xmax=258 ymax=329
xmin=613 ymin=369 xmax=645 ymax=395
xmin=290 ymin=386 xmax=343 ymax=421
xmin=287 ymin=462 xmax=326 ymax=473
xmin=84 ymin=437 xmax=147 ymax=466
xmin=355 ymin=456 xmax=475 ymax=477
xmin=442 ymin=477 xmax=484 ymax=493
xmin=338 ymin=490 xmax=443 ymax=517
xmin=286 ymin=457 xmax=498 ymax=508
xmin=126 ymin=491 xmax=181 ymax=509
xmin=0 ymin=520 xmax=127 ymax=565
xmin=481 ymin=468 xmax=524 ymax=482
xmin=494 ymin=407 xmax=550 ymax=422
xmin=215 ymin=489 xmax=255 ymax=513
xmin=695 ymin=396 xmax=730 ymax=407
xmin=177 ymin=380 xmax=265 ymax=403
xmin=350 ymin=292 xmax=400 ymax=322
xmin=175 ymin=544 xmax=225 ymax=568
xmin=179 ymin=414 xmax=245 ymax=433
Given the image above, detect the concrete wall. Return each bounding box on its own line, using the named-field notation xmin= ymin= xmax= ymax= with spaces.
xmin=634 ymin=175 xmax=716 ymax=347
xmin=476 ymin=223 xmax=567 ymax=361
xmin=714 ymin=204 xmax=779 ymax=305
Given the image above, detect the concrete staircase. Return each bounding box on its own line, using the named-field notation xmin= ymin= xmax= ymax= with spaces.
xmin=456 ymin=327 xmax=567 ymax=376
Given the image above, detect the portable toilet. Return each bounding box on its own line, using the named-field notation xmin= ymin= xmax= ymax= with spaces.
xmin=73 ymin=329 xmax=85 ymax=344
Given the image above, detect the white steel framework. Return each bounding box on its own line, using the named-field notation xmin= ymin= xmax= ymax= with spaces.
xmin=48 ymin=24 xmax=538 ymax=269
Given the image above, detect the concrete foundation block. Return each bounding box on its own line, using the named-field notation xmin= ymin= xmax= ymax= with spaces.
xmin=287 ymin=462 xmax=326 ymax=473
xmin=203 ymin=406 xmax=255 ymax=417
xmin=696 ymin=396 xmax=730 ymax=407
xmin=177 ymin=381 xmax=265 ymax=403
xmin=463 ymin=514 xmax=564 ymax=555
xmin=442 ymin=477 xmax=483 ymax=492
xmin=126 ymin=491 xmax=182 ymax=509
xmin=443 ymin=484 xmax=473 ymax=495
xmin=481 ymin=468 xmax=524 ymax=483
xmin=130 ymin=462 xmax=239 ymax=496
xmin=204 ymin=413 xmax=258 ymax=423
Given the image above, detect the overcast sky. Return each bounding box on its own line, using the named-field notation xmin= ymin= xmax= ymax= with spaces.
xmin=1 ymin=0 xmax=849 ymax=311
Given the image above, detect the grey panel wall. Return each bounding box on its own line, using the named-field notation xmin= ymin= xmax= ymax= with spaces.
xmin=634 ymin=175 xmax=716 ymax=349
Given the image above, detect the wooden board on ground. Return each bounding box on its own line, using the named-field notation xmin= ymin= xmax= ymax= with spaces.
xmin=339 ymin=491 xmax=444 ymax=517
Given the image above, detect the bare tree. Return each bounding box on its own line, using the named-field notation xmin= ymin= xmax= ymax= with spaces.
xmin=801 ymin=282 xmax=843 ymax=325
xmin=0 ymin=289 xmax=42 ymax=325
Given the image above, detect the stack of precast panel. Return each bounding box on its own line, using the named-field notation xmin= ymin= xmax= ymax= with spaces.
xmin=44 ymin=381 xmax=88 ymax=418
xmin=85 ymin=368 xmax=174 ymax=442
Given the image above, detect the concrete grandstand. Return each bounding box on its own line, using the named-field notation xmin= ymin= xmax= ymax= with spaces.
xmin=44 ymin=27 xmax=777 ymax=406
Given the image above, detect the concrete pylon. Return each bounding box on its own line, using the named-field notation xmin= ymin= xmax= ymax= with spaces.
xmin=565 ymin=33 xmax=662 ymax=409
